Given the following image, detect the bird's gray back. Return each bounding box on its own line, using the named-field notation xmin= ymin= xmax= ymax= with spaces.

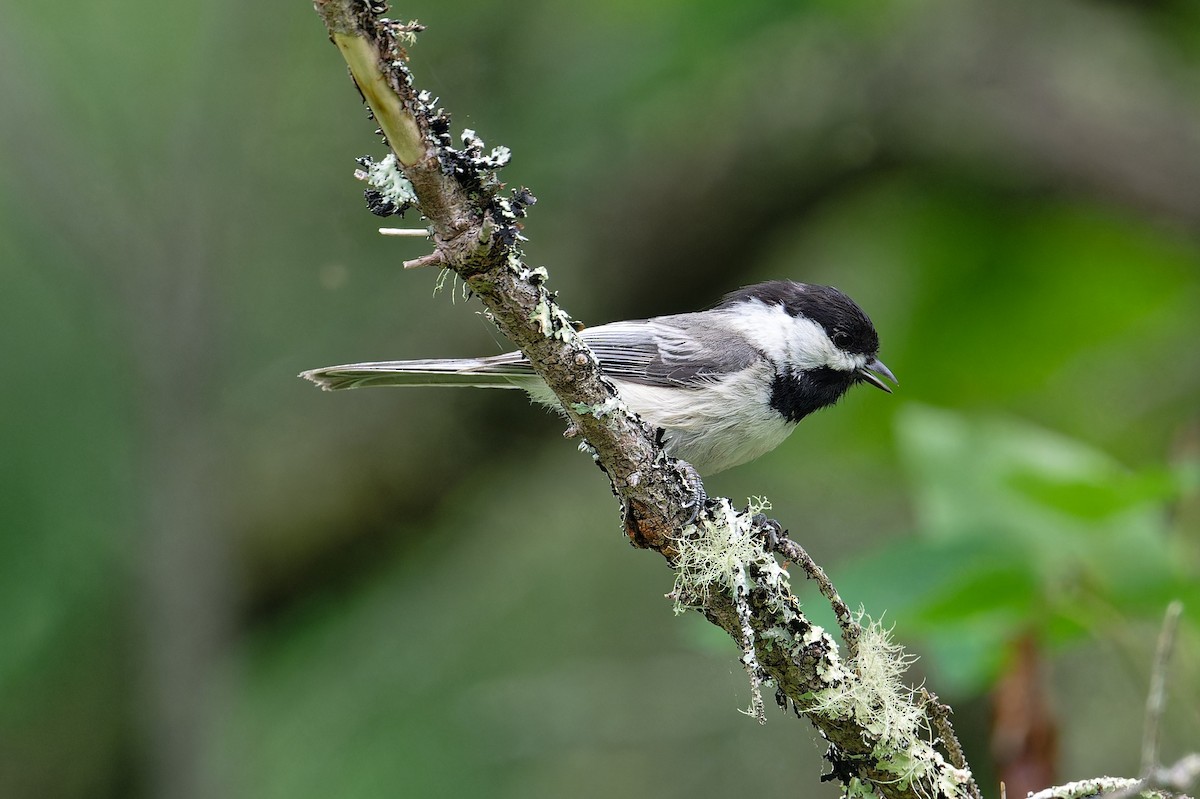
xmin=579 ymin=314 xmax=762 ymax=388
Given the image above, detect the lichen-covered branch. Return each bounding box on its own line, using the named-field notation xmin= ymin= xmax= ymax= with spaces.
xmin=308 ymin=4 xmax=981 ymax=798
xmin=1028 ymin=753 xmax=1200 ymax=799
xmin=313 ymin=0 xmax=698 ymax=554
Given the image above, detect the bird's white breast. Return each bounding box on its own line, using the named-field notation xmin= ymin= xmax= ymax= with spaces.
xmin=610 ymin=363 xmax=797 ymax=474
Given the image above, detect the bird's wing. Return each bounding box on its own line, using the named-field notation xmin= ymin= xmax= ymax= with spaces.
xmin=580 ymin=316 xmax=761 ymax=387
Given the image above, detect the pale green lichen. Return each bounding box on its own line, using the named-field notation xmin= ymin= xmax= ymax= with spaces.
xmin=434 ymin=267 xmax=451 ymax=295
xmin=669 ymin=497 xmax=787 ymax=612
xmin=869 ymin=741 xmax=973 ymax=799
xmin=806 ymin=617 xmax=925 ymax=749
xmin=938 ymin=764 xmax=975 ymax=797
xmin=667 ymin=501 xmax=975 ymax=795
xmin=569 ymin=397 xmax=625 ymax=419
xmin=356 ymin=152 xmax=417 ymax=208
xmin=846 ymin=777 xmax=882 ymax=799
xmin=529 ymin=297 xmax=577 ymax=341
xmin=803 ymin=617 xmax=978 ymax=798
xmin=431 ymin=267 xmax=469 ymax=302
xmin=386 ymin=18 xmax=422 ymax=47
xmin=530 ymin=300 xmax=553 ymax=336
xmin=668 ymin=497 xmax=790 ymax=722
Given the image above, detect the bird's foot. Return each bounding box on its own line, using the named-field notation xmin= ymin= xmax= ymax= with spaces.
xmin=751 ymin=514 xmax=787 ymax=551
xmin=673 ymin=460 xmax=708 ymax=525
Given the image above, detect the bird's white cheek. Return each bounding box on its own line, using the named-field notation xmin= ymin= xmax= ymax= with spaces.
xmin=788 ymin=325 xmax=868 ymax=372
xmin=721 ymin=304 xmax=865 ymax=372
xmin=780 ymin=316 xmax=847 ymax=371
xmin=828 ymin=351 xmax=868 ymax=372
xmin=722 ymin=304 xmax=818 ymax=363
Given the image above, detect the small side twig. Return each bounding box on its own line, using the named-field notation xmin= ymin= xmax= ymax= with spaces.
xmin=1142 ymin=601 xmax=1184 ymax=778
xmin=1159 ymin=754 xmax=1200 ymax=794
xmin=771 ymin=533 xmax=861 ymax=658
xmin=1099 ymin=600 xmax=1197 ymax=799
xmin=379 ymin=227 xmax=432 ymax=237
xmin=1029 ymin=775 xmax=1153 ymax=799
xmin=1037 ymin=752 xmax=1200 ymax=799
xmin=403 ymin=251 xmax=446 ymax=270
xmin=923 ymin=688 xmax=984 ymax=799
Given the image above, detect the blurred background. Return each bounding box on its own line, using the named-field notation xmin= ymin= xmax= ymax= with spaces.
xmin=2 ymin=1 xmax=1198 ymax=797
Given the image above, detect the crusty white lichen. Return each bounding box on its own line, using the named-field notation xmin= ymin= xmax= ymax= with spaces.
xmin=522 ymin=265 xmax=549 ymax=283
xmin=460 ymin=128 xmax=512 ymax=169
xmin=1027 ymin=777 xmax=1162 ymax=799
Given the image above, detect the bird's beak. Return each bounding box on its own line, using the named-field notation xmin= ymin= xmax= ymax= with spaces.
xmin=858 ymin=357 xmax=898 ymax=394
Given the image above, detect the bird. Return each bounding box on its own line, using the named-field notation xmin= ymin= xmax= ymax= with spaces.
xmin=301 ymin=280 xmax=896 ymax=475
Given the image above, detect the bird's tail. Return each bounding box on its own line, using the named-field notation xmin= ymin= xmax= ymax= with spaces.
xmin=300 ymin=353 xmax=537 ymax=391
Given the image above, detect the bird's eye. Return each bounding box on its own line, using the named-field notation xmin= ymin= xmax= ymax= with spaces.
xmin=832 ymin=330 xmax=851 ymax=348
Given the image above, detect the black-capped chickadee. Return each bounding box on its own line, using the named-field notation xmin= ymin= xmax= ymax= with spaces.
xmin=301 ymin=281 xmax=896 ymax=475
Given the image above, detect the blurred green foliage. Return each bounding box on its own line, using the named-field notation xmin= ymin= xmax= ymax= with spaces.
xmin=1 ymin=1 xmax=1198 ymax=798
xmin=826 ymin=406 xmax=1198 ymax=694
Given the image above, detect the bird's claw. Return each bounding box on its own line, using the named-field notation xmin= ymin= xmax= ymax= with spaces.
xmin=674 ymin=460 xmax=708 ymax=525
xmin=751 ymin=514 xmax=787 ymax=550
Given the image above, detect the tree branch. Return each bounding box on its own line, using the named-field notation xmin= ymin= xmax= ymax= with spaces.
xmin=309 ymin=4 xmax=981 ymax=798
xmin=312 ymin=0 xmax=701 ymax=552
